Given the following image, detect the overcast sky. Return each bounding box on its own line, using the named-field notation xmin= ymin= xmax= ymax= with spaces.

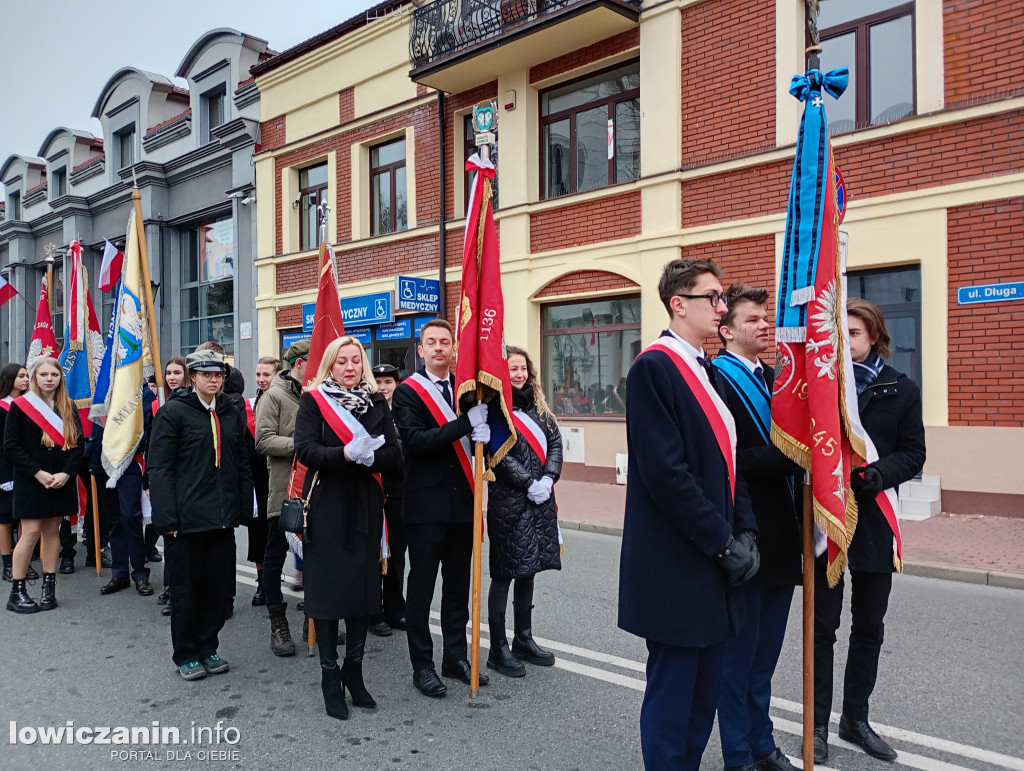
xmin=0 ymin=0 xmax=368 ymax=196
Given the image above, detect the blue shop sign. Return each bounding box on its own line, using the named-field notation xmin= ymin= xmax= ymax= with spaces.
xmin=282 ymin=332 xmax=311 ymax=349
xmin=957 ymin=281 xmax=1024 ymax=305
xmin=414 ymin=317 xmax=439 ymax=337
xmin=346 ymin=327 xmax=373 ymax=346
xmin=377 ymin=319 xmax=412 ymax=341
xmin=396 ymin=275 xmax=441 ymax=313
xmin=302 ymin=292 xmax=394 ymax=331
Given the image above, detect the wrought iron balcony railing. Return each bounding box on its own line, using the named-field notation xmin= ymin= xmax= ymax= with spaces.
xmin=409 ymin=0 xmax=641 ymax=71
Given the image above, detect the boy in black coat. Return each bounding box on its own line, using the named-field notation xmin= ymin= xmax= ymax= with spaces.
xmin=148 ymin=350 xmax=253 ymax=681
xmin=712 ymin=284 xmax=802 ymax=771
xmin=618 ymin=259 xmax=759 ymax=771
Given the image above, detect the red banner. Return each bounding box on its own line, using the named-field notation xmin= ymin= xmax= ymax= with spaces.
xmin=28 ymin=279 xmax=58 ymax=367
xmin=304 ymin=243 xmax=345 ymax=389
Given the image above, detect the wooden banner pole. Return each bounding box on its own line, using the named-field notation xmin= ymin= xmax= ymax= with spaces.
xmin=469 ymin=384 xmax=485 ymax=698
xmin=131 ymin=188 xmax=164 ymax=399
xmin=802 ymin=477 xmax=815 ymax=770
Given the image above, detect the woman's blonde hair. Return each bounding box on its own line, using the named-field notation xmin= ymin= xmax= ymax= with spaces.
xmin=29 ymin=357 xmax=79 ymax=448
xmin=505 ymin=346 xmax=553 ymax=420
xmin=310 ymin=336 xmax=378 ymax=393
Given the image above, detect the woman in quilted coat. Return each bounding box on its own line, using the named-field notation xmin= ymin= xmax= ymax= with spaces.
xmin=486 ymin=346 xmax=562 ymax=678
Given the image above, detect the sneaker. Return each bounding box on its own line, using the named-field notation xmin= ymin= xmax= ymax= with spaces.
xmin=178 ymin=661 xmax=206 ymax=681
xmin=201 ymin=653 xmax=229 ymax=675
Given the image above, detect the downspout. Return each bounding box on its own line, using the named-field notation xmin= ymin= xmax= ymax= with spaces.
xmin=437 ymin=89 xmax=447 ymax=319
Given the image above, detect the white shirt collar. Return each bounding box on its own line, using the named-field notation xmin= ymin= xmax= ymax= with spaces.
xmin=723 ymin=349 xmax=761 ymax=374
xmin=425 ymin=370 xmax=450 ymax=387
xmin=197 ymin=393 xmax=217 ymax=411
xmin=666 ymin=329 xmax=705 ymax=361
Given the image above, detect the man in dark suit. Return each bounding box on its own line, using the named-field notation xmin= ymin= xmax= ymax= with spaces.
xmin=618 ymin=259 xmax=760 ymax=771
xmin=712 ymin=284 xmax=803 ymax=771
xmin=391 ymin=319 xmax=491 ymax=697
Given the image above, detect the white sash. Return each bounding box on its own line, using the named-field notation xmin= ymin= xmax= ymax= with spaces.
xmin=315 ymin=385 xmax=372 ymax=442
xmin=20 ymin=391 xmax=66 ymax=446
xmin=513 ymin=409 xmax=548 ymax=464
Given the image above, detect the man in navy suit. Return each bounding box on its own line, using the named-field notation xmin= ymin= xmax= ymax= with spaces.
xmin=713 ymin=284 xmax=802 ymax=771
xmin=619 ymin=259 xmax=760 ymax=770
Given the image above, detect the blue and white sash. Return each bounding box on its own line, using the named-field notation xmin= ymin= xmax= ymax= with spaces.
xmin=712 ymin=353 xmax=771 ymax=445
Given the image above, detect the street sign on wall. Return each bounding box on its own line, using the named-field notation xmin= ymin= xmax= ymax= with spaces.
xmin=396 ymin=275 xmax=440 ymax=313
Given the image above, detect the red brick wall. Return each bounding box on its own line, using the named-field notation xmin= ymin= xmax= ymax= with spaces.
xmin=276 ymin=305 xmax=302 ymax=329
xmin=682 ymin=109 xmax=1024 ymax=227
xmin=947 ymin=197 xmax=1024 ymax=426
xmin=530 ymin=190 xmax=641 ymax=253
xmin=529 ymin=29 xmax=639 ymax=83
xmin=275 ymin=257 xmax=319 ymax=295
xmin=944 ymin=0 xmax=1024 ymax=107
xmin=339 ymin=88 xmax=354 ymax=125
xmin=681 ymin=0 xmax=775 ymax=167
xmin=261 ymin=115 xmax=286 ymax=151
xmin=535 ymin=270 xmax=639 ymax=299
xmin=680 ymin=236 xmax=777 ymax=355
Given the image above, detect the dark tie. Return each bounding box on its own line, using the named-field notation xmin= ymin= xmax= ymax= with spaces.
xmin=754 ymin=365 xmax=765 ymax=386
xmin=698 ymin=356 xmax=714 ymax=375
xmin=438 ymin=379 xmax=453 ymax=409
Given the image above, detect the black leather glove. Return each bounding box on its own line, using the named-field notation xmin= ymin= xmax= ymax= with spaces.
xmin=716 ymin=534 xmax=760 ymax=586
xmin=851 ymin=465 xmax=884 ymax=496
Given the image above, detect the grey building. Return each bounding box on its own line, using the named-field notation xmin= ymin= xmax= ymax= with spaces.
xmin=0 ymin=28 xmax=273 ymax=387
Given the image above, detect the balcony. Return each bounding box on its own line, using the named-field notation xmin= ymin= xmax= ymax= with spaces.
xmin=409 ymin=0 xmax=641 ymax=93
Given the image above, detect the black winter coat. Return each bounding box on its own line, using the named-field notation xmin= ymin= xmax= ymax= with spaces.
xmin=849 ymin=365 xmax=926 ymax=573
xmin=3 ymin=401 xmax=85 ymax=520
xmin=295 ymin=391 xmax=403 ymax=621
xmin=714 ymin=351 xmax=803 ymax=589
xmin=486 ymin=387 xmax=562 ymax=580
xmin=618 ymin=333 xmax=758 ymax=648
xmin=0 ymin=404 xmax=14 ymax=516
xmin=148 ymin=390 xmax=253 ymax=535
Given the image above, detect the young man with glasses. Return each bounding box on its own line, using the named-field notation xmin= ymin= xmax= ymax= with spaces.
xmin=148 ymin=350 xmax=253 ymax=681
xmin=618 ymin=259 xmax=760 ymax=770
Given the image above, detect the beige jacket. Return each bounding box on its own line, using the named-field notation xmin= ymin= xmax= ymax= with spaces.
xmin=254 ymin=371 xmax=302 ymax=517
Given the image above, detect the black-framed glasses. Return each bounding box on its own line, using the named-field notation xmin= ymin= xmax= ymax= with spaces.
xmin=676 ymin=291 xmax=725 ymax=307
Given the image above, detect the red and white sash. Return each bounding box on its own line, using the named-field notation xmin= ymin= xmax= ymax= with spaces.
xmin=310 ymin=386 xmax=389 ymax=562
xmin=15 ymin=392 xmax=67 ymax=448
xmin=404 ymin=372 xmax=475 ymax=491
xmin=0 ymin=396 xmax=13 ymax=412
xmin=862 ymin=436 xmax=903 ymax=570
xmin=245 ymin=398 xmax=256 ymax=438
xmin=512 ymin=409 xmax=564 ymax=549
xmin=642 ymin=337 xmax=737 ymax=500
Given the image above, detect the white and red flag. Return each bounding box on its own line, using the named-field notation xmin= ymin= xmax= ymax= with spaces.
xmin=0 ymin=274 xmax=17 ymax=307
xmin=58 ymin=241 xmax=105 ymax=437
xmin=99 ymin=239 xmax=124 ymax=293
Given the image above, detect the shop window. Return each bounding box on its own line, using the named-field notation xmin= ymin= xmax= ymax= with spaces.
xmin=180 ymin=218 xmax=235 ymax=355
xmin=542 ymin=295 xmax=641 ymax=417
xmin=818 ymin=1 xmax=915 ymax=134
xmin=847 ymin=265 xmax=921 ymax=385
xmin=299 ymin=164 xmax=329 ymax=251
xmin=370 ymin=138 xmax=407 ymax=236
xmin=540 ymin=62 xmax=640 ymax=199
xmin=464 ymin=114 xmax=497 ymax=213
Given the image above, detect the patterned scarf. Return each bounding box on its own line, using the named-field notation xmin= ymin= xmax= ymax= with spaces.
xmin=320 ymin=377 xmax=374 ymax=416
xmin=853 ymin=349 xmax=884 ymax=395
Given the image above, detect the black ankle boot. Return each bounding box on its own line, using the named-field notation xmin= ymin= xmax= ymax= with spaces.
xmin=511 ymin=603 xmax=555 ymax=666
xmin=320 ymin=665 xmax=348 ymax=720
xmin=38 ymin=572 xmax=57 ymax=611
xmin=1 ymin=554 xmax=11 ymax=581
xmin=6 ymin=579 xmax=40 ymax=614
xmin=487 ymin=615 xmax=526 ymax=676
xmin=341 ymin=620 xmax=376 ymax=708
xmin=252 ymin=570 xmax=265 ymax=606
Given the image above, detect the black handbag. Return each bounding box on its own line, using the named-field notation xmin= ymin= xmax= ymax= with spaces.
xmin=279 ymin=467 xmax=318 ymax=535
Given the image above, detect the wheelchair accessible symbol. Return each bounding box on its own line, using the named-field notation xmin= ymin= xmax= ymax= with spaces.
xmin=400 ymin=278 xmax=416 ymax=302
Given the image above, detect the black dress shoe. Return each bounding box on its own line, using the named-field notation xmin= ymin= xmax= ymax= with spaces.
xmin=811 ymin=725 xmax=828 ymax=764
xmin=387 ymin=616 xmax=407 ymax=631
xmin=146 ymin=547 xmax=162 ymax=563
xmin=838 ymin=715 xmax=897 ymax=761
xmin=724 ymin=765 xmax=755 ymax=771
xmin=135 ymin=579 xmax=154 ymax=596
xmin=100 ymin=576 xmax=130 ymax=595
xmin=413 ymin=668 xmax=448 ymax=698
xmin=156 ymin=587 xmax=170 ymax=605
xmin=58 ymin=559 xmax=75 ymax=575
xmin=441 ymin=659 xmax=489 ymax=686
xmin=754 ymin=748 xmax=798 ymax=771
xmin=370 ymin=620 xmax=392 ymax=637
xmin=161 ymin=604 xmax=171 ymax=617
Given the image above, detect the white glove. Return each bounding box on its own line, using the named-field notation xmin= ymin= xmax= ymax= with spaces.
xmin=471 ymin=422 xmax=491 ymax=444
xmin=527 ymin=477 xmax=552 ymax=504
xmin=467 ymin=403 xmax=488 ymax=427
xmin=0 ymin=481 xmax=12 ymax=492
xmin=347 ymin=435 xmax=386 ymax=464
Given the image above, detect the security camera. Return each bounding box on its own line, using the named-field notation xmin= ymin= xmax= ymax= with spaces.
xmin=241 ymin=196 xmax=255 ymax=206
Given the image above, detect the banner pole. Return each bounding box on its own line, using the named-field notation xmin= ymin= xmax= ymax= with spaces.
xmin=802 ymin=476 xmax=815 ymax=769
xmin=469 ymin=384 xmax=485 ymax=698
xmin=131 ymin=187 xmax=165 ymax=398
xmin=91 ymin=476 xmax=102 ymax=575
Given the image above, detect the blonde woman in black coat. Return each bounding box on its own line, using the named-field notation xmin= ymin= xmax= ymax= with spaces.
xmin=486 ymin=346 xmax=562 ymax=678
xmin=4 ymin=357 xmax=84 ymax=613
xmin=294 ymin=335 xmax=402 ymax=720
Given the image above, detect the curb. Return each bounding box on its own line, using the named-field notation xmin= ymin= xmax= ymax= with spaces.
xmin=561 ymin=520 xmax=1024 ymax=591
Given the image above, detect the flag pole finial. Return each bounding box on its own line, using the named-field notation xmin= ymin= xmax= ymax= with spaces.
xmin=805 ymin=0 xmax=822 ymax=69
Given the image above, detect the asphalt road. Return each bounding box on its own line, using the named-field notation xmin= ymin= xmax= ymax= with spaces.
xmin=1 ymin=528 xmax=1021 ymax=770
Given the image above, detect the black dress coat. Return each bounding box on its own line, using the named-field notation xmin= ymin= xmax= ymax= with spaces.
xmin=487 ymin=387 xmax=563 ymax=580
xmin=0 ymin=404 xmax=15 ymax=519
xmin=3 ymin=400 xmax=85 ymax=520
xmin=849 ymin=365 xmax=926 ymax=573
xmin=715 ymin=350 xmax=803 ymax=589
xmin=148 ymin=390 xmax=253 ymax=535
xmin=391 ymin=369 xmax=475 ymax=526
xmin=618 ymin=333 xmax=758 ymax=649
xmin=294 ymin=390 xmax=403 ymax=621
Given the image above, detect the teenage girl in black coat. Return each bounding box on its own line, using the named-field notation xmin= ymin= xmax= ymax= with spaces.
xmin=0 ymin=362 xmax=30 ymax=582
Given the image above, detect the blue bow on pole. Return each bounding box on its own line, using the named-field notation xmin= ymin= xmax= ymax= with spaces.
xmin=789 ymin=67 xmax=849 ymax=102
